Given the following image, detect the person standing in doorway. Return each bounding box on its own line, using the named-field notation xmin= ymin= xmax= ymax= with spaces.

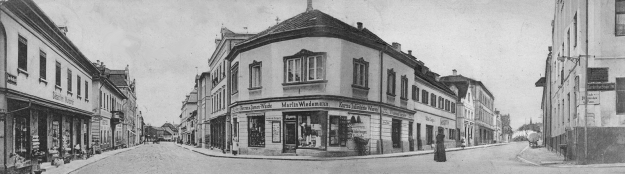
xmin=434 ymin=127 xmax=447 ymax=162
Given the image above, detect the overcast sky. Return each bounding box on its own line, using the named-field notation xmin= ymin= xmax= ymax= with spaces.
xmin=33 ymin=0 xmax=552 ymax=129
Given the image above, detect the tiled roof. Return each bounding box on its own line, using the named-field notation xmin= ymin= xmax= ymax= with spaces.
xmin=108 ymin=74 xmax=128 ymax=86
xmin=240 ymin=9 xmax=387 ymax=46
xmin=440 ymin=75 xmax=494 ymax=99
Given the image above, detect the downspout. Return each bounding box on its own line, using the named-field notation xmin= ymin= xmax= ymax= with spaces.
xmin=1 ymin=6 xmax=6 ymax=171
xmin=379 ymin=46 xmax=387 ymax=154
xmin=583 ymin=0 xmax=589 ymax=164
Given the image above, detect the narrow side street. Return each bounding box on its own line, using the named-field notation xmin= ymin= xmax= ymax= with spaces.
xmin=70 ymin=142 xmax=625 ymax=174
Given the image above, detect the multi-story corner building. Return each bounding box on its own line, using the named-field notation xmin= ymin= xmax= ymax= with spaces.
xmin=197 ymin=72 xmax=211 ymax=148
xmin=206 ymin=28 xmax=254 ymax=152
xmin=0 ymin=0 xmax=104 ymax=172
xmin=536 ymin=0 xmax=625 ymax=164
xmin=441 ymin=70 xmax=495 ymax=146
xmin=91 ymin=62 xmax=127 ymax=151
xmin=179 ymin=87 xmax=198 ymax=145
xmin=222 ymin=2 xmax=457 ymax=156
xmin=107 ymin=65 xmax=138 ymax=147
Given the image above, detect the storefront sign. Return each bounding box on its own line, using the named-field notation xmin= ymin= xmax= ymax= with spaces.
xmin=266 ymin=116 xmax=281 ymax=121
xmin=338 ymin=102 xmax=379 ymax=112
xmin=588 ymin=68 xmax=608 ymax=82
xmin=588 ymin=83 xmax=615 ymax=91
xmin=272 ymin=122 xmax=281 ymax=143
xmin=381 ymin=108 xmax=410 ymax=119
xmin=282 ymin=101 xmax=329 ymax=108
xmin=581 ymin=91 xmax=600 ymax=105
xmin=52 ymin=91 xmax=74 ymax=105
xmin=425 ymin=116 xmax=435 ymax=123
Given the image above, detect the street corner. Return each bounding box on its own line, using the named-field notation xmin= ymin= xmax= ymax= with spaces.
xmin=516 ymin=144 xmax=568 ymax=167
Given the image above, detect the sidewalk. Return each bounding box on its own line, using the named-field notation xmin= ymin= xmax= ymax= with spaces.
xmin=175 ymin=142 xmax=509 ymax=161
xmin=42 ymin=145 xmax=141 ymax=174
xmin=515 ymin=142 xmax=625 ymax=168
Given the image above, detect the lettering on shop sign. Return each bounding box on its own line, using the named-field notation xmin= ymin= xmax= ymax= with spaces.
xmin=53 ymin=91 xmax=74 ymax=105
xmin=282 ymin=101 xmax=329 ymax=108
xmin=266 ymin=116 xmax=281 ymax=121
xmin=587 ymin=68 xmax=608 ymax=83
xmin=425 ymin=116 xmax=435 ymax=123
xmin=588 ymin=83 xmax=615 ymax=91
xmin=338 ymin=102 xmax=379 ymax=112
xmin=382 ymin=120 xmax=391 ymax=125
xmin=238 ymin=103 xmax=273 ymax=112
xmin=581 ymin=91 xmax=600 ymax=105
xmin=381 ymin=108 xmax=409 ymax=119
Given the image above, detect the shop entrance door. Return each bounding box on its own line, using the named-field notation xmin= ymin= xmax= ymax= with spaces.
xmin=284 ymin=122 xmax=297 ymax=153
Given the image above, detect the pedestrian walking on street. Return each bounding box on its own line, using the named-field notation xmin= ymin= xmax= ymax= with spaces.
xmin=460 ymin=138 xmax=466 ymax=149
xmin=434 ymin=128 xmax=447 ymax=162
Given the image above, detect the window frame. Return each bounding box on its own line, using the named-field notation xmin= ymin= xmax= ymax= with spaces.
xmin=387 ymin=69 xmax=396 ymax=96
xmin=39 ymin=50 xmax=46 ymax=80
xmin=422 ymin=90 xmax=429 ymax=104
xmin=412 ymin=86 xmax=418 ymax=101
xmin=283 ymin=51 xmax=327 ymax=85
xmin=67 ymin=69 xmax=73 ymax=95
xmin=352 ymin=58 xmax=369 ymax=89
xmin=400 ymin=75 xmax=408 ymax=100
xmin=430 ymin=94 xmax=436 ymax=107
xmin=231 ymin=63 xmax=239 ymax=94
xmin=85 ymin=81 xmax=89 ymax=101
xmin=249 ymin=60 xmax=262 ymax=89
xmin=55 ymin=61 xmax=61 ymax=89
xmin=617 ymin=0 xmax=625 ymax=36
xmin=616 ymin=77 xmax=625 ymax=114
xmin=17 ymin=35 xmax=28 ymax=72
xmin=77 ymin=76 xmax=82 ymax=99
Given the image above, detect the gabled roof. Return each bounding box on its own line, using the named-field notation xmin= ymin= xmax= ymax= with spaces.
xmin=108 ymin=74 xmax=128 ymax=86
xmin=440 ymin=75 xmax=494 ymax=100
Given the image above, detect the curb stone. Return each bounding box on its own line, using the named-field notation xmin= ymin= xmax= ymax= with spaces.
xmin=52 ymin=145 xmax=142 ymax=174
xmin=514 ymin=145 xmax=625 ymax=168
xmin=176 ymin=142 xmax=509 ymax=161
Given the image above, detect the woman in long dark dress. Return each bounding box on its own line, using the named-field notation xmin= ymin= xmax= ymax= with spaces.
xmin=434 ymin=131 xmax=447 ymax=162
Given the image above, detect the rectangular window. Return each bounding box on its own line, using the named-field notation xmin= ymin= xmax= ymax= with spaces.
xmin=77 ymin=76 xmax=82 ymax=98
xmin=100 ymin=91 xmax=103 ymax=108
xmin=85 ymin=81 xmax=89 ymax=101
xmin=67 ymin=69 xmax=73 ymax=93
xmin=286 ymin=58 xmax=302 ymax=82
xmin=567 ymin=29 xmax=570 ymax=57
xmin=307 ymin=56 xmax=324 ymax=81
xmin=567 ymin=93 xmax=570 ymax=123
xmin=231 ymin=65 xmax=238 ymax=94
xmin=248 ymin=116 xmax=265 ymax=147
xmin=616 ymin=78 xmax=625 ymax=114
xmin=430 ymin=94 xmax=436 ymax=107
xmin=55 ymin=61 xmax=61 ymax=87
xmin=353 ymin=58 xmax=369 ymax=88
xmin=250 ymin=61 xmax=262 ymax=88
xmin=412 ymin=86 xmax=418 ymax=101
xmin=392 ymin=119 xmax=401 ymax=148
xmin=422 ymin=90 xmax=428 ymax=104
xmin=400 ymin=75 xmax=408 ymax=99
xmin=451 ymin=102 xmax=456 ymax=113
xmin=439 ymin=97 xmax=444 ymax=109
xmin=617 ymin=0 xmax=625 ymax=35
xmin=329 ymin=116 xmax=347 ymax=146
xmin=39 ymin=51 xmax=46 ymax=80
xmin=387 ymin=69 xmax=396 ymax=96
xmin=294 ymin=114 xmax=327 ymax=148
xmin=18 ymin=36 xmax=27 ymax=71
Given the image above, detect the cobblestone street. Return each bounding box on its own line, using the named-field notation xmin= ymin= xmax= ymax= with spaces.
xmin=69 ymin=142 xmax=624 ymax=174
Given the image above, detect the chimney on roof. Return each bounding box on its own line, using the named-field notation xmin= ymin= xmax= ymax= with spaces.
xmin=357 ymin=22 xmax=363 ymax=30
xmin=58 ymin=26 xmax=68 ymax=35
xmin=391 ymin=42 xmax=401 ymax=52
xmin=306 ymin=0 xmax=313 ymax=12
xmin=453 ymin=69 xmax=457 ymax=75
xmin=408 ymin=50 xmax=412 ymax=55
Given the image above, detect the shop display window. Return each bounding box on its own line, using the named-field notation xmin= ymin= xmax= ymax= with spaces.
xmin=297 ymin=115 xmax=323 ymax=148
xmin=248 ymin=116 xmax=265 ymax=147
xmin=14 ymin=116 xmax=29 ymax=158
xmin=329 ymin=116 xmax=348 ymax=147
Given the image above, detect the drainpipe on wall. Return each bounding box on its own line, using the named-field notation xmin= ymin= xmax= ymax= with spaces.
xmin=379 ymin=46 xmax=387 ymax=154
xmin=583 ymin=0 xmax=589 ymax=164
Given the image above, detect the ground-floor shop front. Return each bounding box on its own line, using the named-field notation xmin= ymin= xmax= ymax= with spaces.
xmin=4 ymin=97 xmax=91 ymax=174
xmin=475 ymin=124 xmax=494 ymax=145
xmin=231 ymin=98 xmax=415 ymax=157
xmin=207 ymin=115 xmax=227 ymax=151
xmin=414 ymin=111 xmax=458 ymax=151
